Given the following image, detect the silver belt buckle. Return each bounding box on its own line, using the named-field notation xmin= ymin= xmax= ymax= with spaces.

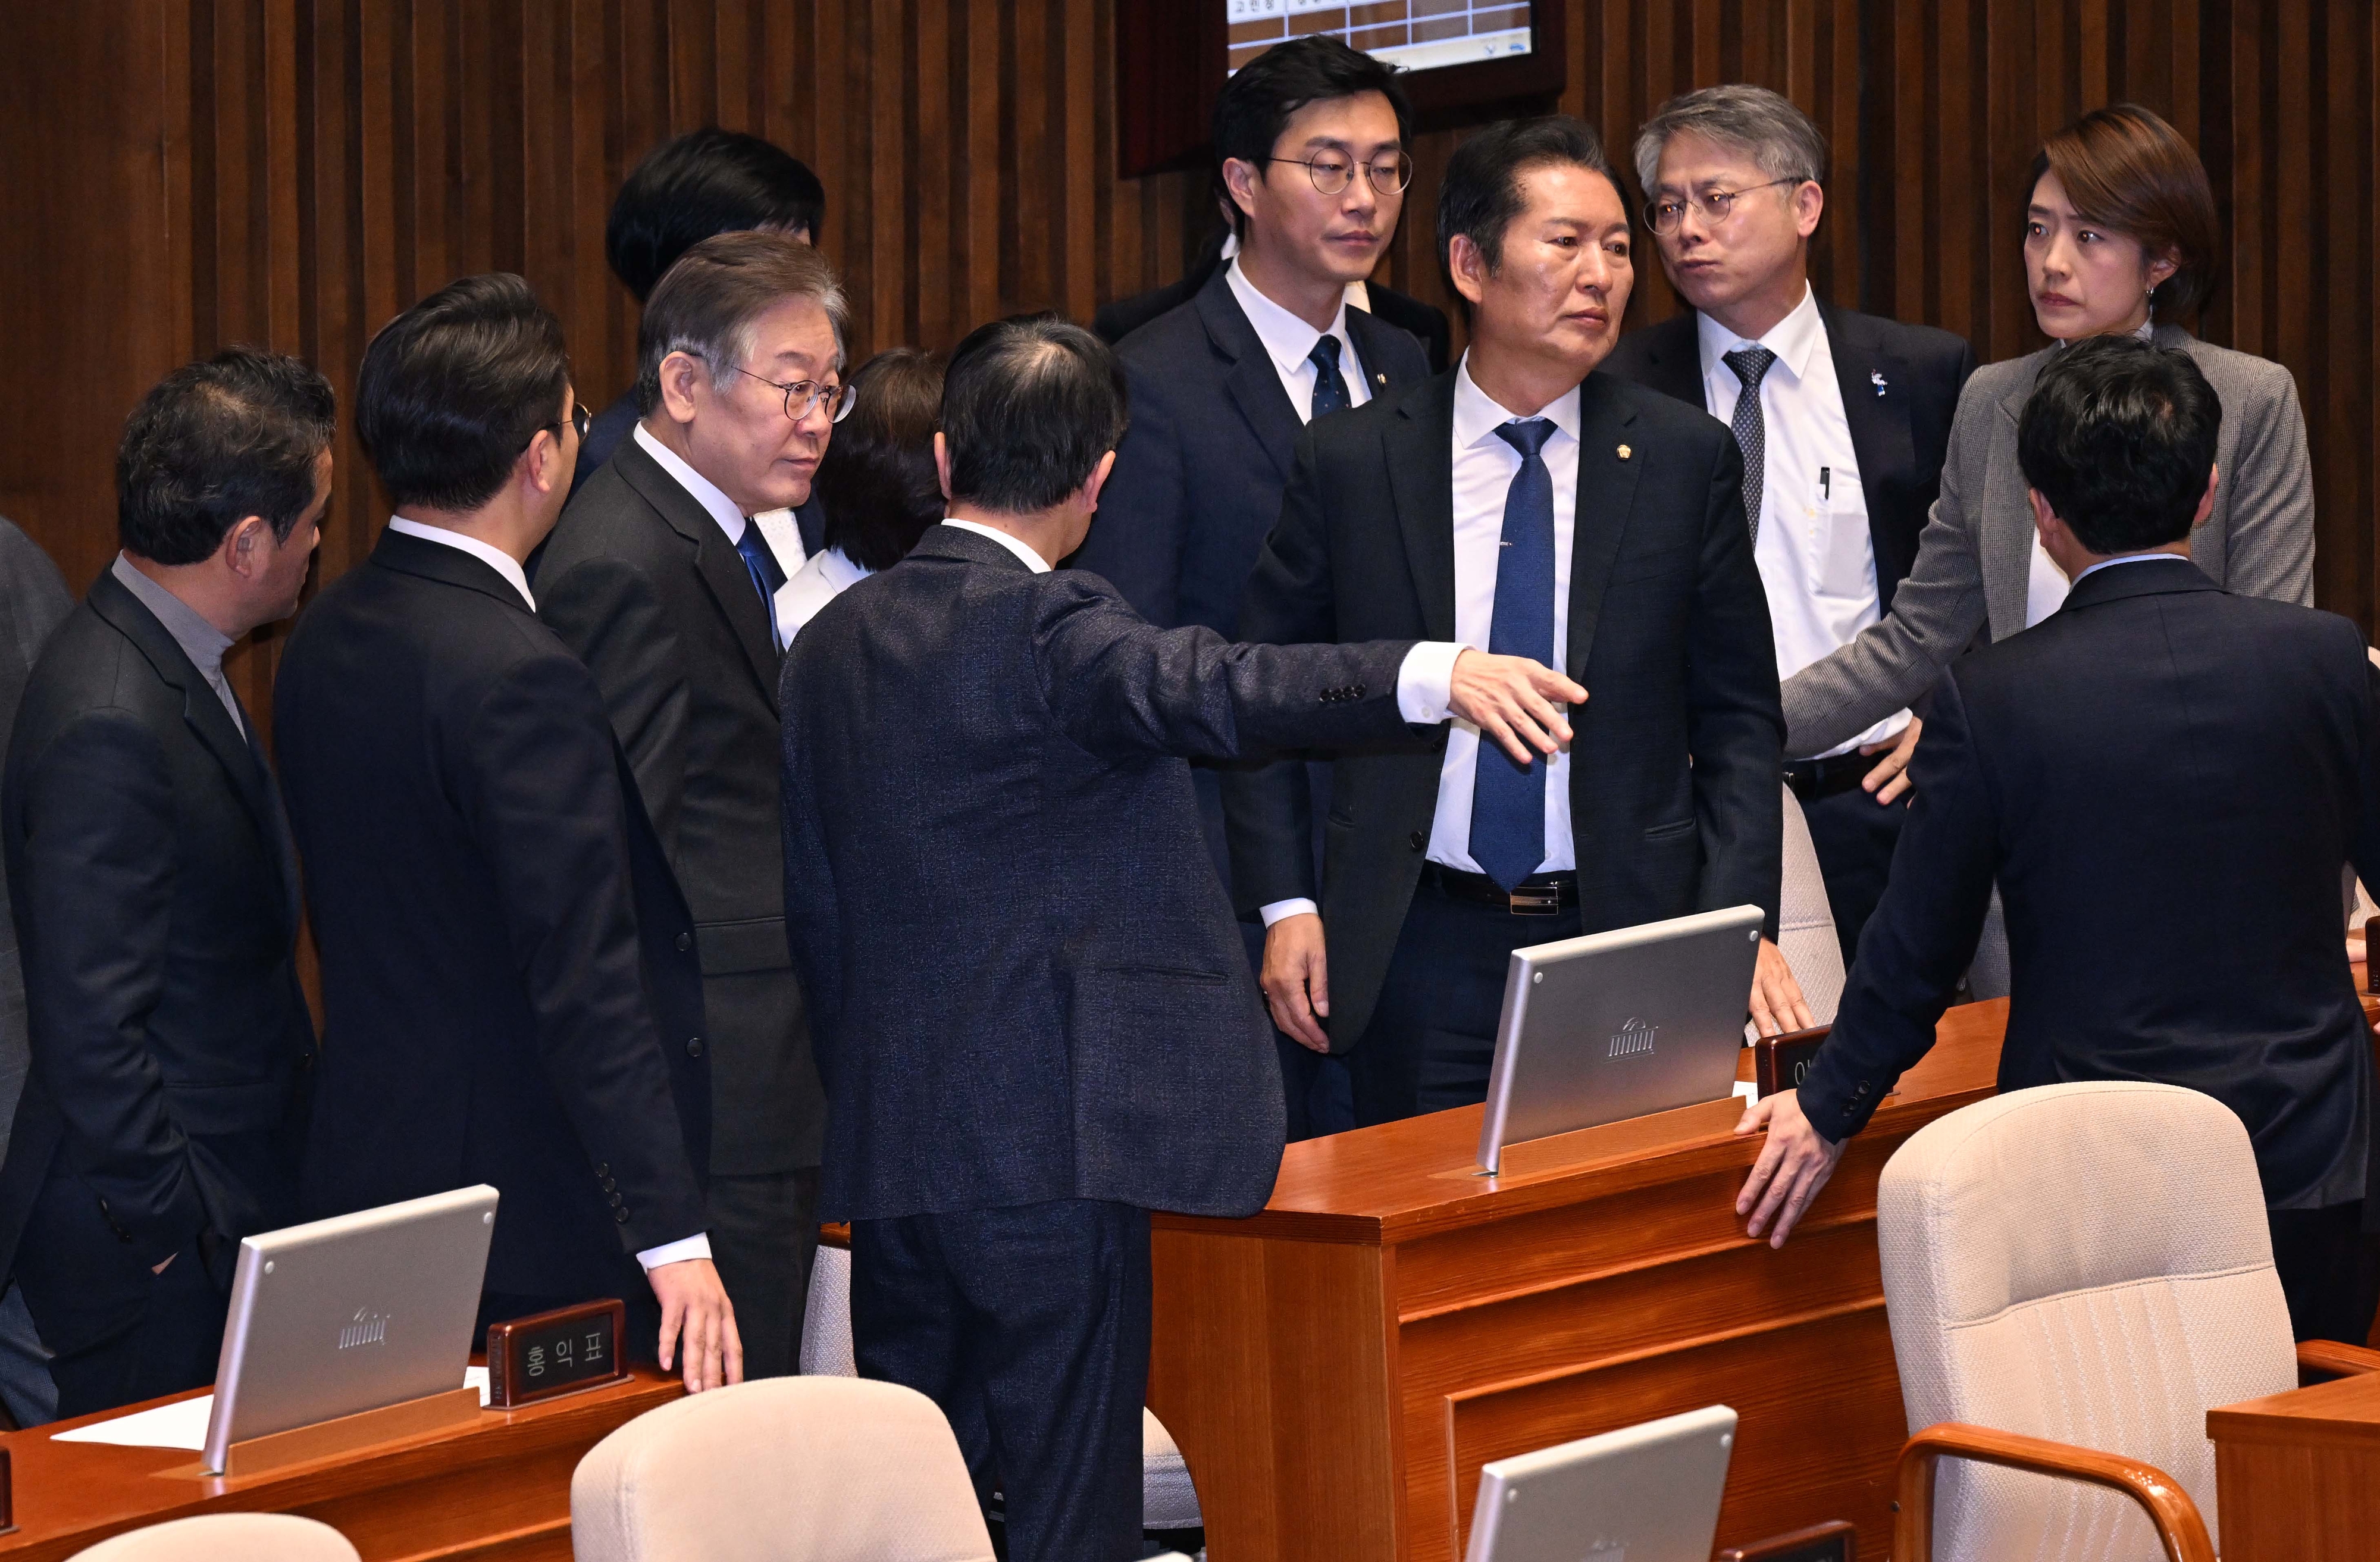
xmin=1508 ymin=884 xmax=1562 ymax=916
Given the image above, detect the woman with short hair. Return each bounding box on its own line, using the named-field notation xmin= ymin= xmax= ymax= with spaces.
xmin=778 ymin=348 xmax=946 ymax=641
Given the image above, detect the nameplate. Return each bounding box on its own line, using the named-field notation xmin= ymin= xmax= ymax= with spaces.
xmin=1717 ymin=1519 xmax=1856 ymax=1562
xmin=486 ymin=1298 xmax=630 ymax=1408
xmin=1753 ymin=1025 xmax=1833 ymax=1098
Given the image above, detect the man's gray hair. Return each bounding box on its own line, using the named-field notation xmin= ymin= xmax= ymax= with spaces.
xmin=635 ymin=228 xmax=847 ymax=415
xmin=1631 ymin=84 xmax=1828 ymax=197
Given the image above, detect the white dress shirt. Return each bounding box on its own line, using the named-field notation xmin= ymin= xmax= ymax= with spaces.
xmin=2071 ymin=550 xmax=2195 ymax=584
xmin=384 ymin=510 xmax=709 ymax=1274
xmin=633 ymin=424 xmax=807 ymax=649
xmin=1219 ymin=231 xmax=1372 ymax=318
xmin=385 ymin=517 xmax=537 ymax=609
xmin=1257 ymin=356 xmax=1571 ymax=926
xmin=943 ymin=518 xmax=1055 ymax=572
xmin=1700 ymin=285 xmax=1909 ymax=759
xmin=1225 ymin=259 xmax=1373 ymax=421
xmin=779 ymin=545 xmax=871 ymax=641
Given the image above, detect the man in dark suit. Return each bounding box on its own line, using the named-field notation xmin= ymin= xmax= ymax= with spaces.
xmin=1092 ymin=218 xmax=1453 ymax=375
xmin=0 ymin=350 xmax=330 ymax=1417
xmin=1604 ymin=86 xmax=1974 ymax=968
xmin=1072 ymin=36 xmax=1436 ymax=1138
xmin=537 ymin=231 xmax=842 ymax=1378
xmin=1228 ymin=117 xmax=1799 ymax=1127
xmin=780 ymin=315 xmax=1580 ymax=1559
xmin=1737 ymin=337 xmax=2380 ymax=1344
xmin=277 ymin=275 xmax=738 ymax=1392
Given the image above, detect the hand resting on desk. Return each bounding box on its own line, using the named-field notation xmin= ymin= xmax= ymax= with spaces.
xmin=1733 ymin=1088 xmax=1845 ymax=1247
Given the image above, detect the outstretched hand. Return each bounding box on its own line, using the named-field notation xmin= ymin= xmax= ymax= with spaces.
xmin=1448 ymin=650 xmax=1587 ymax=766
xmin=649 ymin=1257 xmax=744 ymax=1394
xmin=1733 ymin=1088 xmax=1846 ymax=1247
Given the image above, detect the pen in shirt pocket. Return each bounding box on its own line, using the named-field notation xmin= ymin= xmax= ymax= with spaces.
xmin=1819 ymin=467 xmax=1831 ymax=502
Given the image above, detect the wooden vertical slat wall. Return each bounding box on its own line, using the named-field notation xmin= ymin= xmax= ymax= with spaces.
xmin=0 ymin=0 xmax=2373 ymax=707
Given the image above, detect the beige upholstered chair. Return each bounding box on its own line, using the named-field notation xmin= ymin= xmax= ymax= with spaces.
xmin=1875 ymin=1080 xmax=2372 ymax=1562
xmin=571 ymin=1376 xmax=995 ymax=1562
xmin=799 ymin=1234 xmax=1202 ymax=1532
xmin=67 ymin=1515 xmax=359 ymax=1561
xmin=1775 ymin=784 xmax=1846 ymax=1025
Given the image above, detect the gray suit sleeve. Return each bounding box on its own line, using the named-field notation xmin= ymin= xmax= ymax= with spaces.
xmin=2216 ymin=365 xmax=2316 ymax=607
xmin=1779 ymin=395 xmax=1992 ymax=757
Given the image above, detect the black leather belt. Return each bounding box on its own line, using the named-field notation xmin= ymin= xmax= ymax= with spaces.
xmin=1783 ymin=750 xmax=1874 ymax=803
xmin=1421 ymin=863 xmax=1579 ymax=916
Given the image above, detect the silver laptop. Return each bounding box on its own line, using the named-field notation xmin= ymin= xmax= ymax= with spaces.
xmin=203 ymin=1185 xmax=499 ymax=1472
xmin=1478 ymin=905 xmax=1764 ymax=1173
xmin=1464 ymin=1404 xmax=1737 ymax=1562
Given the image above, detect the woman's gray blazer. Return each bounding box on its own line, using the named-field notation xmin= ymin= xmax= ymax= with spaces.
xmin=1780 ymin=322 xmax=2315 ymax=756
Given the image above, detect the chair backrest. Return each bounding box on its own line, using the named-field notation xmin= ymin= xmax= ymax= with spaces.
xmin=1776 ymin=784 xmax=1845 ymax=1024
xmin=1877 ymin=1081 xmax=2296 ymax=1562
xmin=571 ymin=1376 xmax=995 ymax=1562
xmin=67 ymin=1515 xmax=360 ymax=1561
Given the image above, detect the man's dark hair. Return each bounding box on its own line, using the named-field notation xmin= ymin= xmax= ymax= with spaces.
xmin=817 ymin=349 xmax=945 ymax=572
xmin=940 ymin=315 xmax=1126 ymax=514
xmin=2016 ymin=336 xmax=2221 ymax=555
xmin=1438 ymin=116 xmax=1619 ymax=302
xmin=1212 ymin=35 xmax=1413 ymax=240
xmin=355 ymin=273 xmax=571 ymax=514
xmin=117 ymin=346 xmax=336 ymax=565
xmin=606 ymin=129 xmax=828 ymax=303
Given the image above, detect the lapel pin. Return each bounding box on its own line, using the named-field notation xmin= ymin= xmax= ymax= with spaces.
xmin=1374 ymin=371 xmax=1388 ymax=385
xmin=1871 ymin=371 xmax=1889 ymax=396
xmin=1616 ymin=443 xmax=1633 ymax=461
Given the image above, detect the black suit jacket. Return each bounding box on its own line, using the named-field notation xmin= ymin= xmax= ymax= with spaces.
xmin=539 ymin=437 xmax=826 ymax=1174
xmin=0 ymin=570 xmax=314 ymax=1312
xmin=0 ymin=519 xmax=72 ymax=1170
xmin=1092 ymin=248 xmax=1453 ymax=376
xmin=275 ymin=528 xmax=709 ymax=1297
xmin=779 ymin=525 xmax=1418 ymax=1223
xmin=1224 ymin=370 xmax=1787 ymax=1050
xmin=1601 ymin=303 xmax=1974 ymax=613
xmin=1799 ymin=561 xmax=2379 ymax=1211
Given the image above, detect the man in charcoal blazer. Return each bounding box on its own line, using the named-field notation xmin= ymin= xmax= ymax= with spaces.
xmin=1737 ymin=338 xmax=2379 ymax=1344
xmin=538 ymin=233 xmax=844 ymax=1376
xmin=278 ymin=276 xmax=737 ymax=1390
xmin=780 ymin=317 xmax=1579 ymax=1560
xmin=0 ymin=351 xmax=331 ymax=1416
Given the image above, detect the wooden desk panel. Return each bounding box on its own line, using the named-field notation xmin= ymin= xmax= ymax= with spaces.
xmin=1149 ymin=1000 xmax=2009 ymax=1562
xmin=2209 ymin=1371 xmax=2380 ymax=1561
xmin=0 ymin=1369 xmax=681 ymax=1560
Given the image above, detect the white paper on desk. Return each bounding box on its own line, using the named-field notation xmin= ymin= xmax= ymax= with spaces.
xmin=51 ymin=1366 xmax=492 ymax=1451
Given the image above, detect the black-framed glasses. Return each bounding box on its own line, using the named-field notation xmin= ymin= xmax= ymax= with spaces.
xmin=734 ymin=367 xmax=857 ymax=424
xmin=530 ymin=402 xmax=591 ymax=450
xmin=1264 ymin=151 xmax=1413 ymax=197
xmin=1643 ymin=177 xmax=1803 ymax=234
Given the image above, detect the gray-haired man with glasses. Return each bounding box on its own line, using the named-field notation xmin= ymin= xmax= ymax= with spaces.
xmin=1606 ymin=85 xmax=1974 ymax=973
xmin=537 ymin=229 xmax=845 ymax=1378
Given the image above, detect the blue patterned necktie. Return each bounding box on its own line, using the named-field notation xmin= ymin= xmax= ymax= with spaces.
xmin=733 ymin=524 xmax=785 ymax=651
xmin=1724 ymin=346 xmax=1777 ymax=543
xmin=1470 ymin=418 xmax=1558 ymax=892
xmin=1308 ymin=334 xmax=1351 ymax=421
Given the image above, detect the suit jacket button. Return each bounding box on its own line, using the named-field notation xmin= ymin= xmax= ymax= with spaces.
xmin=1351 ymin=683 xmax=1365 ymax=698
xmin=596 ymin=1163 xmax=610 ymax=1178
xmin=675 ymin=932 xmax=692 ymax=953
xmin=607 ymin=1191 xmax=622 ymax=1207
xmin=602 ymin=1177 xmax=616 ymax=1192
xmin=1408 ymin=831 xmax=1426 ymax=852
xmin=687 ymin=1037 xmax=705 ymax=1059
xmin=615 ymin=1207 xmax=631 ymax=1224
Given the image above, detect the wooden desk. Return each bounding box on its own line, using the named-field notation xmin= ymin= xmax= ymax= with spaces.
xmin=0 ymin=1368 xmax=680 ymax=1560
xmin=2209 ymin=1370 xmax=2380 ymax=1560
xmin=1147 ymin=1000 xmax=2009 ymax=1562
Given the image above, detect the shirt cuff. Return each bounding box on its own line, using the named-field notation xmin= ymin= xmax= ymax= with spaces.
xmin=1260 ymin=898 xmax=1319 ymax=927
xmin=1395 ymin=641 xmax=1467 ymax=724
xmin=635 ymin=1233 xmax=713 ymax=1270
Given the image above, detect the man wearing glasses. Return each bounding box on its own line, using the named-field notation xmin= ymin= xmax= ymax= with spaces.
xmin=536 ymin=231 xmax=848 ymax=1380
xmin=1072 ymin=35 xmax=1435 ymax=1140
xmin=1607 ymin=86 xmax=1974 ymax=972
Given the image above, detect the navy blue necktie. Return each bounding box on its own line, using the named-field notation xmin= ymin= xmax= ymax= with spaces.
xmin=1724 ymin=346 xmax=1777 ymax=543
xmin=1470 ymin=418 xmax=1558 ymax=891
xmin=733 ymin=524 xmax=785 ymax=651
xmin=1308 ymin=334 xmax=1351 ymax=421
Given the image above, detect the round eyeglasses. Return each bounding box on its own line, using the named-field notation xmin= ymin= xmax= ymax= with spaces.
xmin=734 ymin=367 xmax=858 ymax=424
xmin=1263 ymin=151 xmax=1414 ymax=198
xmin=1643 ymin=177 xmax=1803 ymax=235
xmin=529 ymin=402 xmax=591 ymax=450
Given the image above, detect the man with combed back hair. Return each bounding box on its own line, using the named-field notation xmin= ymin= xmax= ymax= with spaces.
xmin=1737 ymin=337 xmax=2380 ymax=1347
xmin=0 ymin=349 xmax=330 ymax=1416
xmin=778 ymin=314 xmax=1583 ymax=1559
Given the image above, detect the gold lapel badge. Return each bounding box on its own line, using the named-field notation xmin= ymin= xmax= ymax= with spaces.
xmin=1616 ymin=443 xmax=1633 ymax=461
